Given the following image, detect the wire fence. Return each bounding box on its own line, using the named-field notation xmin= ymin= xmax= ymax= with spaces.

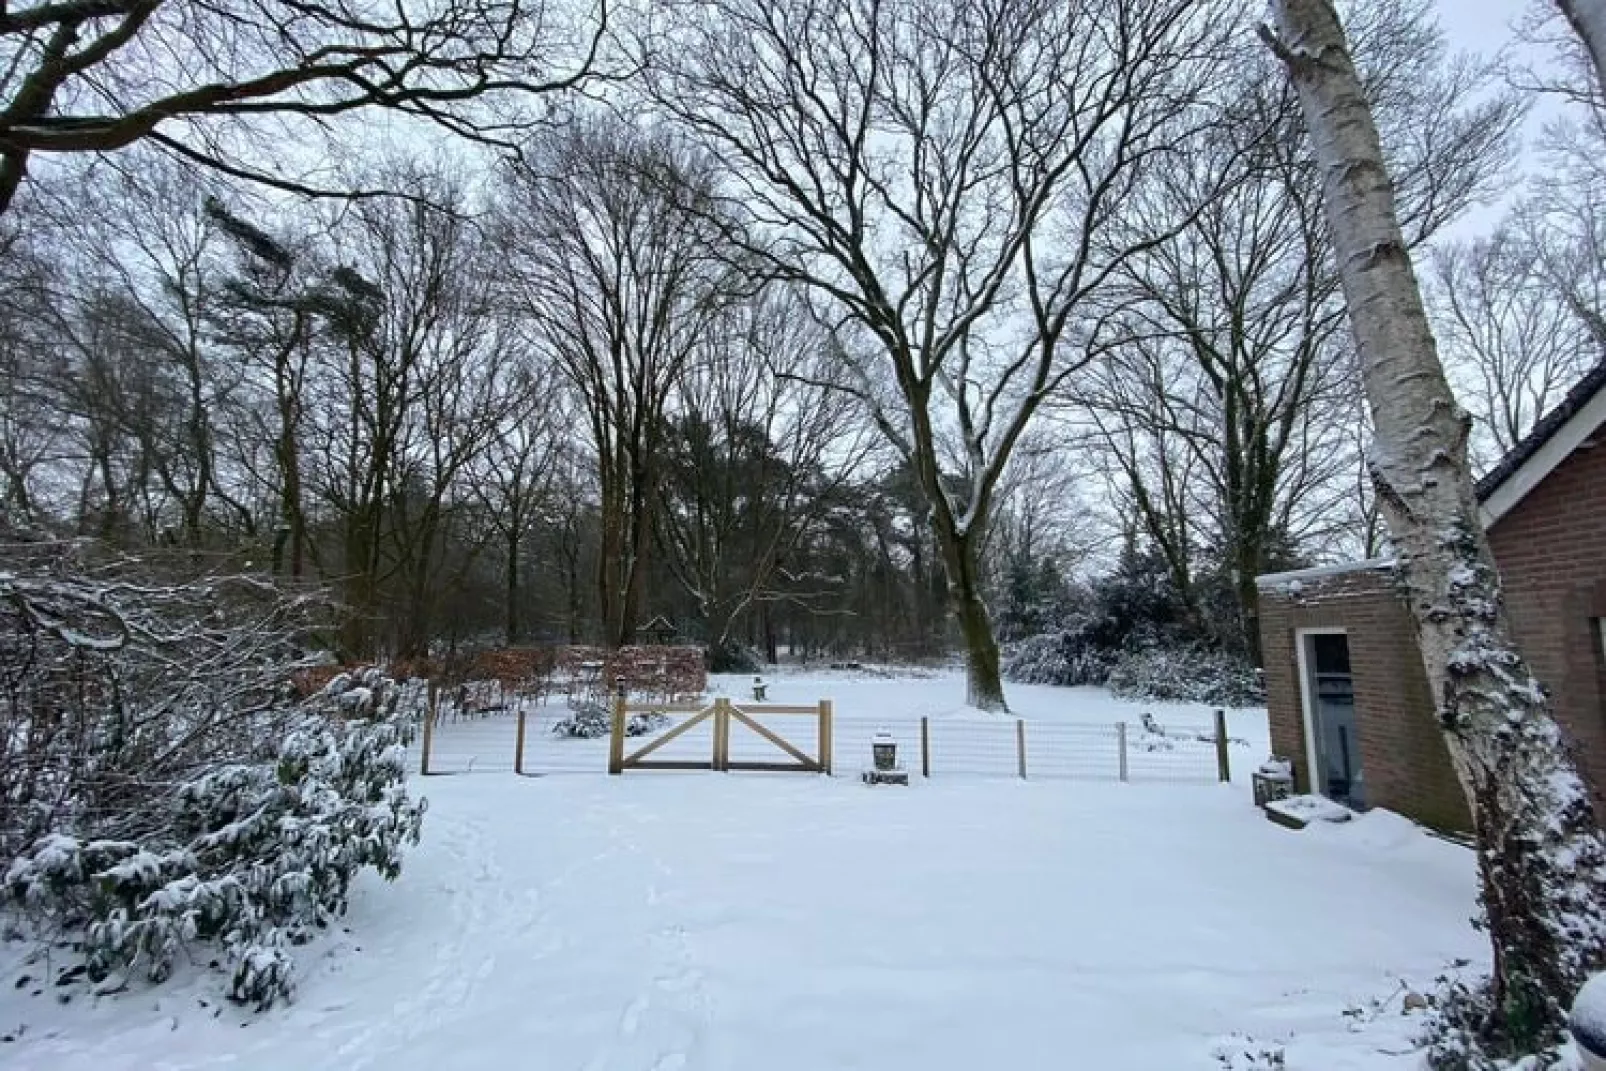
xmin=415 ymin=693 xmax=1245 ymax=784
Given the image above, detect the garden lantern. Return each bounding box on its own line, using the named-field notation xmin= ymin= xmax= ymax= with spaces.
xmin=863 ymin=730 xmax=908 ymax=785
xmin=873 ymin=731 xmax=896 ymax=771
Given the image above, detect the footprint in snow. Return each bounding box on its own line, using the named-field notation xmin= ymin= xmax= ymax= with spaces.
xmin=620 ymin=994 xmax=649 ymax=1036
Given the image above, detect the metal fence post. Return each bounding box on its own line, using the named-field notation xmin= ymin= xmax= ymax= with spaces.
xmin=920 ymin=716 xmax=931 ymax=778
xmin=514 ymin=704 xmax=528 ymax=775
xmin=1117 ymin=721 xmax=1128 ymax=782
xmin=1214 ymin=708 xmax=1231 ymax=783
xmin=1016 ymin=718 xmax=1027 ymax=779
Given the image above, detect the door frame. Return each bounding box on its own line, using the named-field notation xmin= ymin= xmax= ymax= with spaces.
xmin=1294 ymin=627 xmax=1349 ymax=799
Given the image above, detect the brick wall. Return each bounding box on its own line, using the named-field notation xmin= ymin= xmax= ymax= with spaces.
xmin=1486 ymin=427 xmax=1606 ymax=822
xmin=1257 ymin=565 xmax=1471 ymax=834
xmin=1256 ymin=419 xmax=1606 ymax=833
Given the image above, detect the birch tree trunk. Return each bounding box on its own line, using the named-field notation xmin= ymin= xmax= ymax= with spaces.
xmin=1266 ymin=0 xmax=1606 ymax=1061
xmin=1557 ymin=0 xmax=1606 ymax=94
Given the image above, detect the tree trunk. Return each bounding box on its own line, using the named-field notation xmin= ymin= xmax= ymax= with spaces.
xmin=596 ymin=461 xmax=624 ymax=647
xmin=935 ymin=528 xmax=1007 ymax=712
xmin=616 ymin=466 xmax=652 ymax=647
xmin=275 ymin=357 xmax=306 ymax=580
xmin=505 ymin=528 xmax=522 ymax=646
xmin=1236 ymin=567 xmax=1264 ymax=666
xmin=1267 ymin=0 xmax=1606 ymax=1057
xmin=1557 ymin=0 xmax=1606 ymax=93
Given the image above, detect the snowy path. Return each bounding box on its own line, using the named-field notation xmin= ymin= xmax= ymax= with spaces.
xmin=2 ymin=771 xmax=1482 ymax=1071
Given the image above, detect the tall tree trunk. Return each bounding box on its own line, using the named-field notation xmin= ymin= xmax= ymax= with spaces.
xmin=1235 ymin=536 xmax=1266 ymax=665
xmin=1266 ymin=0 xmax=1606 ymax=1058
xmin=275 ymin=356 xmax=306 ymax=580
xmin=1557 ymin=0 xmax=1606 ymax=93
xmin=505 ymin=528 xmax=522 ymax=646
xmin=597 ymin=462 xmax=624 ymax=647
xmin=934 ymin=527 xmax=1007 ymax=712
xmin=762 ymin=602 xmax=778 ymax=666
xmin=616 ymin=463 xmax=652 ymax=648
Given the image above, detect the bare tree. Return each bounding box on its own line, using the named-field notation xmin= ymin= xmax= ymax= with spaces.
xmin=301 ymin=167 xmax=497 ymax=657
xmin=638 ymin=0 xmax=1231 ymax=709
xmin=204 ymin=196 xmax=325 ymax=578
xmin=470 ymin=359 xmax=565 ymax=647
xmin=496 ymin=120 xmax=745 ymax=647
xmin=655 ymin=288 xmax=872 ymax=660
xmin=1080 ymin=0 xmax=1517 ymax=661
xmin=1264 ymin=1 xmax=1606 ymax=1062
xmin=1432 ymin=224 xmax=1597 ymax=466
xmin=0 ymin=224 xmax=63 ymax=527
xmin=0 ymin=0 xmax=604 ymax=216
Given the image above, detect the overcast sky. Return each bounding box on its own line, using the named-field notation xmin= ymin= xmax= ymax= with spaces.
xmin=1437 ymin=0 xmax=1531 ymax=52
xmin=1431 ymin=0 xmax=1562 ymax=239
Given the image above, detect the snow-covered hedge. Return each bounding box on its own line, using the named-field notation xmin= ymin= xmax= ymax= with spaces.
xmin=551 ymin=700 xmax=669 ymax=739
xmin=1000 ymin=629 xmax=1117 ymax=686
xmin=3 ymin=669 xmax=426 ymax=1010
xmin=1003 ymin=628 xmax=1263 ymax=708
xmin=1106 ymin=646 xmax=1264 ymax=708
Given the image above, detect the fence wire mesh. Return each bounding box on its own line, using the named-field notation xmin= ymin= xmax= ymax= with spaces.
xmin=414 ymin=692 xmax=1241 ymax=784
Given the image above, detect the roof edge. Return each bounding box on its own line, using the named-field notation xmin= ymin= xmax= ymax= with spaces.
xmin=1475 ymin=357 xmax=1606 ymax=512
xmin=1254 ymin=557 xmax=1397 ymax=590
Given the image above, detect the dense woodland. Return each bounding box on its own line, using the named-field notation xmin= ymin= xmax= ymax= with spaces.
xmin=1 ymin=0 xmax=1597 ymax=692
xmin=3 ymin=0 xmax=1606 ymax=1061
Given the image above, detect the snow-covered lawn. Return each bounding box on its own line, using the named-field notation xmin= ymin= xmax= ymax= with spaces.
xmin=1 ymin=675 xmax=1484 ymax=1070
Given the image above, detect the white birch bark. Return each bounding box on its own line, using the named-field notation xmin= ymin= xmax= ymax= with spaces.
xmin=1266 ymin=0 xmax=1606 ymax=1058
xmin=1557 ymin=0 xmax=1606 ymax=97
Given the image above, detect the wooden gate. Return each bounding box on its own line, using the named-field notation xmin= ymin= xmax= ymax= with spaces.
xmin=607 ymin=696 xmax=834 ymax=774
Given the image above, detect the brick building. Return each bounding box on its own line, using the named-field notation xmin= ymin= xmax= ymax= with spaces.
xmin=1255 ymin=362 xmax=1606 ymax=833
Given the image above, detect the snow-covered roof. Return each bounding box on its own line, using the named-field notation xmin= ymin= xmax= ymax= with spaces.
xmin=1476 ymin=356 xmax=1606 ymax=527
xmin=1253 ymin=558 xmax=1396 ymax=590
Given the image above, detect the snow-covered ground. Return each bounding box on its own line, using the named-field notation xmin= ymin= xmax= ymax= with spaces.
xmin=0 ymin=673 xmax=1485 ymax=1070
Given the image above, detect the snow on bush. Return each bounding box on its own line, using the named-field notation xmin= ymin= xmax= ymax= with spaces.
xmin=550 ymin=700 xmax=669 ymax=739
xmin=1106 ymin=646 xmax=1265 ymax=708
xmin=1000 ymin=627 xmax=1116 ymax=686
xmin=1004 ymin=628 xmax=1263 ymax=707
xmin=3 ymin=668 xmax=426 ymax=1010
xmin=0 ymin=544 xmax=426 ymax=1011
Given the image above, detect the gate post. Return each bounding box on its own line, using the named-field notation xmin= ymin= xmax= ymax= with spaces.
xmin=819 ymin=699 xmax=834 ymax=775
xmin=713 ymin=697 xmax=731 ymax=772
xmin=607 ymin=688 xmax=627 ymax=775
xmin=920 ymin=716 xmax=930 ymax=777
xmin=421 ymin=680 xmax=438 ymax=776
xmin=1117 ymin=721 xmax=1129 ymax=782
xmin=1016 ymin=718 xmax=1027 ymax=779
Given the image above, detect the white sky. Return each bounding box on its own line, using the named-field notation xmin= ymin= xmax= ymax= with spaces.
xmin=1436 ymin=0 xmax=1531 ymax=52
xmin=1431 ymin=0 xmax=1566 ymax=241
